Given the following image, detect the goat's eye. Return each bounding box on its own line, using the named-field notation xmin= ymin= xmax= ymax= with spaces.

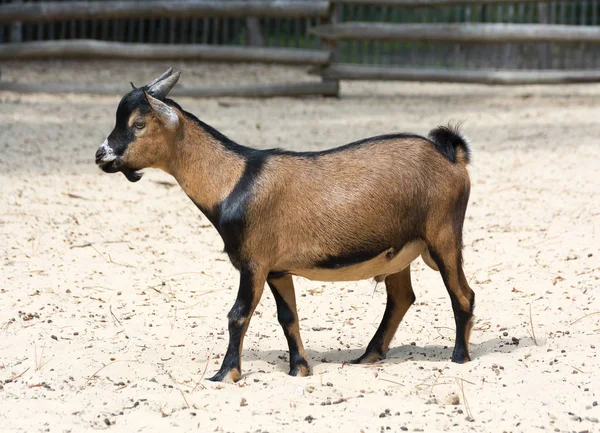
xmin=133 ymin=121 xmax=145 ymax=130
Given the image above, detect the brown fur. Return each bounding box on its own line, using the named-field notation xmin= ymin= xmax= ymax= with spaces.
xmin=100 ymin=77 xmax=475 ymax=380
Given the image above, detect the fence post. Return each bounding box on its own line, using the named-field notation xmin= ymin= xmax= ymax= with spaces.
xmin=320 ymin=2 xmax=340 ymax=97
xmin=538 ymin=1 xmax=551 ymax=69
xmin=9 ymin=0 xmax=23 ymax=43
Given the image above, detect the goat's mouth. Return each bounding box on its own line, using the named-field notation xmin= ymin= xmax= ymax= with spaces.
xmin=97 ymin=159 xmax=142 ymax=183
xmin=122 ymin=167 xmax=143 ymax=183
xmin=97 ymin=159 xmax=120 ymax=173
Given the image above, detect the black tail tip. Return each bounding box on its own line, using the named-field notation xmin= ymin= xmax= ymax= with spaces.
xmin=428 ymin=124 xmax=471 ymax=164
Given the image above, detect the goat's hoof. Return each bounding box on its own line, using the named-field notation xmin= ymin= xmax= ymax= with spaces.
xmin=289 ymin=363 xmax=310 ymax=377
xmin=207 ymin=368 xmax=241 ymax=383
xmin=351 ymin=351 xmax=384 ymax=364
xmin=451 ymin=353 xmax=471 ymax=364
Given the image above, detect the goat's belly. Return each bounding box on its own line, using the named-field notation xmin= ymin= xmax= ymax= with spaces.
xmin=291 ymin=241 xmax=425 ymax=282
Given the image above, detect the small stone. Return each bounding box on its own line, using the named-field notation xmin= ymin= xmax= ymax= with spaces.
xmin=104 ymin=418 xmax=111 ymax=426
xmin=304 ymin=415 xmax=314 ymax=423
xmin=401 ymin=427 xmax=408 ymax=431
xmin=240 ymin=398 xmax=247 ymax=407
xmin=379 ymin=412 xmax=387 ymax=418
xmin=593 ymin=401 xmax=598 ymax=407
xmin=502 ymin=331 xmax=508 ymax=337
xmin=447 ymin=393 xmax=460 ymax=405
xmin=512 ymin=337 xmax=520 ymax=345
xmin=51 ymin=335 xmax=58 ymax=341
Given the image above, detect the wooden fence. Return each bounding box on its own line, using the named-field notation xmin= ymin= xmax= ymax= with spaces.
xmin=1 ymin=0 xmax=600 ymax=97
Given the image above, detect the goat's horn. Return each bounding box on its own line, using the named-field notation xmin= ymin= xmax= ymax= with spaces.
xmin=148 ymin=70 xmax=181 ymax=99
xmin=148 ymin=67 xmax=173 ymax=87
xmin=130 ymin=81 xmax=137 ymax=90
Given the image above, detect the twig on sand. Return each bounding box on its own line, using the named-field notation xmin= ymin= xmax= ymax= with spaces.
xmin=379 ymin=377 xmax=405 ymax=387
xmin=70 ymin=240 xmax=128 ymax=249
xmin=85 ymin=360 xmax=138 ymax=385
xmin=7 ymin=367 xmax=30 ymax=382
xmin=193 ymin=346 xmax=215 ymax=391
xmin=528 ymin=303 xmax=539 ymax=346
xmin=415 ymin=363 xmax=449 ymax=393
xmin=34 ymin=343 xmax=51 ymax=372
xmin=61 ymin=192 xmax=90 ymax=201
xmin=168 ymin=372 xmax=191 ymax=409
xmin=109 ymin=305 xmax=122 ymax=327
xmin=570 ymin=311 xmax=600 ymax=326
xmin=456 ymin=377 xmax=474 ymax=421
xmin=179 ymin=389 xmax=191 ymax=409
xmin=90 ymin=245 xmax=134 ymax=268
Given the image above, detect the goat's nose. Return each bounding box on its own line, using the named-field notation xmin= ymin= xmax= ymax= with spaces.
xmin=95 ymin=146 xmax=106 ymax=163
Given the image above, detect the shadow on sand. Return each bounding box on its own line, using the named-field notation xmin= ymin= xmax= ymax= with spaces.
xmin=243 ymin=336 xmax=536 ymax=375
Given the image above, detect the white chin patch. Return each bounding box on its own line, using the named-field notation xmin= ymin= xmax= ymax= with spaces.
xmin=99 ymin=139 xmax=117 ymax=163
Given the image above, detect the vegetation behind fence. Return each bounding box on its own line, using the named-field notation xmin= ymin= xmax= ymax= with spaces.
xmin=1 ymin=0 xmax=599 ymax=71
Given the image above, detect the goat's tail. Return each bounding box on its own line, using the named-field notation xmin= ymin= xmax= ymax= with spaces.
xmin=428 ymin=124 xmax=471 ymax=166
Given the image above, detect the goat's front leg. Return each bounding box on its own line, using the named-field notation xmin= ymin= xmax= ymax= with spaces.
xmin=208 ymin=266 xmax=266 ymax=383
xmin=267 ymin=275 xmax=309 ymax=377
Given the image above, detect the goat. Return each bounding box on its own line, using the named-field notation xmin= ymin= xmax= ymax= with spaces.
xmin=95 ymin=69 xmax=475 ymax=383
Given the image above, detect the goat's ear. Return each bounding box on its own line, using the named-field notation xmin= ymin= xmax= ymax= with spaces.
xmin=147 ymin=70 xmax=181 ymax=99
xmin=144 ymin=91 xmax=179 ymax=130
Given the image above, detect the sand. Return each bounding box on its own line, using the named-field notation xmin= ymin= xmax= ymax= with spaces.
xmin=0 ymin=61 xmax=598 ymax=433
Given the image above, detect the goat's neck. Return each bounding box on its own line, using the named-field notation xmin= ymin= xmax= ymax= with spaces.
xmin=166 ymin=117 xmax=246 ymax=219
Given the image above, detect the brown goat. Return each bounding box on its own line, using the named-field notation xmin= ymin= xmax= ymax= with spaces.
xmin=95 ymin=69 xmax=475 ymax=383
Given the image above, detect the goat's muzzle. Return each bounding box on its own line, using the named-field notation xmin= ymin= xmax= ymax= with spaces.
xmin=95 ymin=141 xmax=142 ymax=182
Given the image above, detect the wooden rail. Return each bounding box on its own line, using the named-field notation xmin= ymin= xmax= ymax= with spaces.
xmin=333 ymin=0 xmax=578 ymax=6
xmin=0 ymin=1 xmax=330 ymax=23
xmin=0 ymin=40 xmax=330 ymax=65
xmin=0 ymin=81 xmax=339 ymax=98
xmin=310 ymin=22 xmax=600 ymax=43
xmin=322 ymin=64 xmax=600 ymax=84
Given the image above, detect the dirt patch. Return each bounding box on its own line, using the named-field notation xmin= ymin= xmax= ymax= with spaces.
xmin=0 ymin=61 xmax=598 ymax=432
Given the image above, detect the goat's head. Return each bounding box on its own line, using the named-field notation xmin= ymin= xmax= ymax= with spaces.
xmin=95 ymin=68 xmax=182 ymax=182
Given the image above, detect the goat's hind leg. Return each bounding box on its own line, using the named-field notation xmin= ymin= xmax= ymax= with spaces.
xmin=352 ymin=266 xmax=415 ymax=364
xmin=427 ymin=231 xmax=475 ymax=363
xmin=268 ymin=275 xmax=309 ymax=376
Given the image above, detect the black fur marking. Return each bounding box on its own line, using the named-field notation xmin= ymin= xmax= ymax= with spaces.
xmin=209 ymin=267 xmax=255 ymax=381
xmin=315 ymin=247 xmax=389 ymax=269
xmin=217 ymin=152 xmax=267 ymax=265
xmin=268 ymin=280 xmax=309 ymax=375
xmin=426 ymin=247 xmax=474 ymax=364
xmin=268 ymin=270 xmax=289 ymax=280
xmin=448 ymin=293 xmax=474 ymax=363
xmin=266 ymin=133 xmax=428 ymax=159
xmin=187 ymin=195 xmax=220 ymax=232
xmin=170 ymin=101 xmax=432 ymax=161
xmin=108 ymin=88 xmax=150 ymax=156
xmin=428 ymin=125 xmax=471 ymax=164
xmin=352 ymin=293 xmax=396 ymax=363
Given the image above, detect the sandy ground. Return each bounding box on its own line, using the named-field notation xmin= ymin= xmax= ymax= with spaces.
xmin=0 ymin=61 xmax=599 ymax=433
